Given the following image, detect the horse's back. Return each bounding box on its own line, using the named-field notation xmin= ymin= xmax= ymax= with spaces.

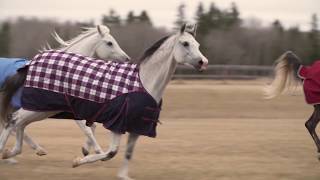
xmin=299 ymin=60 xmax=320 ymax=104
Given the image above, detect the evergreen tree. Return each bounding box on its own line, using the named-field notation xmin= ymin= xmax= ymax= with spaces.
xmin=195 ymin=2 xmax=205 ymax=21
xmin=0 ymin=22 xmax=10 ymax=56
xmin=229 ymin=2 xmax=240 ymax=26
xmin=309 ymin=13 xmax=320 ymax=62
xmin=139 ymin=10 xmax=152 ymax=25
xmin=207 ymin=2 xmax=221 ymax=28
xmin=195 ymin=2 xmax=208 ymax=36
xmin=126 ymin=11 xmax=135 ymax=24
xmin=175 ymin=3 xmax=186 ymax=27
xmin=270 ymin=19 xmax=285 ymax=61
xmin=272 ymin=20 xmax=284 ymax=33
xmin=102 ymin=9 xmax=121 ymax=26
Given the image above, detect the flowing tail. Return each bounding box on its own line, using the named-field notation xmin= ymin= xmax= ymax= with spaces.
xmin=0 ymin=67 xmax=27 ymax=125
xmin=264 ymin=51 xmax=302 ymax=99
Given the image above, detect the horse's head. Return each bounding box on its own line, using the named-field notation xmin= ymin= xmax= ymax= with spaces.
xmin=94 ymin=25 xmax=130 ymax=62
xmin=172 ymin=23 xmax=208 ymax=71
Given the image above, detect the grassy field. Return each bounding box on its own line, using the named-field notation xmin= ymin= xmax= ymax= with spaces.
xmin=1 ymin=79 xmax=320 ymax=180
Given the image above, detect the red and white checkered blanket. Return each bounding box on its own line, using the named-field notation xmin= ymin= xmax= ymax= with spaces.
xmin=25 ymin=50 xmax=145 ymax=103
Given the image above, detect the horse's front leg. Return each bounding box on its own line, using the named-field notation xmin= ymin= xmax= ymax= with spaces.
xmin=118 ymin=133 xmax=139 ymax=180
xmin=73 ymin=131 xmax=121 ymax=167
xmin=14 ymin=129 xmax=47 ymax=156
xmin=75 ymin=120 xmax=103 ymax=156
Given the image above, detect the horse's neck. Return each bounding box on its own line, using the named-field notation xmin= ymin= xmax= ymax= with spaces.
xmin=139 ymin=37 xmax=178 ymax=103
xmin=60 ymin=34 xmax=100 ymax=56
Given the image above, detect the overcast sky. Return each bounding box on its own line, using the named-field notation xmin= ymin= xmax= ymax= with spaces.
xmin=0 ymin=0 xmax=319 ymax=30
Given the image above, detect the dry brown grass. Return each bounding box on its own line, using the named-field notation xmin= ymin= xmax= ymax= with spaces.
xmin=1 ymin=79 xmax=320 ymax=180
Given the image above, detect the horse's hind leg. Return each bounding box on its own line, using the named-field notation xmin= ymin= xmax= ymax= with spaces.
xmin=305 ymin=105 xmax=320 ymax=153
xmin=73 ymin=132 xmax=121 ymax=167
xmin=2 ymin=109 xmax=59 ymax=159
xmin=0 ymin=122 xmax=15 ymax=153
xmin=75 ymin=120 xmax=103 ymax=156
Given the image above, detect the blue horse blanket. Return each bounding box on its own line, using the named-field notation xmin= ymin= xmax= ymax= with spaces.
xmin=0 ymin=58 xmax=28 ymax=108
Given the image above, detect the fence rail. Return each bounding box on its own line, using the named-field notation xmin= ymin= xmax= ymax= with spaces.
xmin=173 ymin=65 xmax=274 ymax=79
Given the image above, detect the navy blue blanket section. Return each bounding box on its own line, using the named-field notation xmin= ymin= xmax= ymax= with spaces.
xmin=0 ymin=58 xmax=28 ymax=108
xmin=22 ymin=88 xmax=161 ymax=137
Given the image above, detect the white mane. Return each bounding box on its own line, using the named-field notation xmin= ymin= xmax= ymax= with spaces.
xmin=42 ymin=27 xmax=100 ymax=51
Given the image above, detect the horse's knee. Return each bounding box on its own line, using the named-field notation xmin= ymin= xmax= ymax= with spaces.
xmin=125 ymin=152 xmax=133 ymax=160
xmin=305 ymin=119 xmax=315 ymax=132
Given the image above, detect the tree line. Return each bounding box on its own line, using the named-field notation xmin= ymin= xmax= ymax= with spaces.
xmin=0 ymin=2 xmax=319 ymax=65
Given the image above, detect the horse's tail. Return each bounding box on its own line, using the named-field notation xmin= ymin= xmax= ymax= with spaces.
xmin=0 ymin=67 xmax=27 ymax=125
xmin=0 ymin=93 xmax=3 ymax=131
xmin=264 ymin=51 xmax=302 ymax=99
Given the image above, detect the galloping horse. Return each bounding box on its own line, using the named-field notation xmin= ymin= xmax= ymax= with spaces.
xmin=0 ymin=25 xmax=130 ymax=160
xmin=265 ymin=51 xmax=320 ymax=156
xmin=0 ymin=23 xmax=208 ymax=180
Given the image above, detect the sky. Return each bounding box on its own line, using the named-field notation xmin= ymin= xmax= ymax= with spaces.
xmin=0 ymin=0 xmax=319 ymax=31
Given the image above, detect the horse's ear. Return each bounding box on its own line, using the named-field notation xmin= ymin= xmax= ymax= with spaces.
xmin=185 ymin=23 xmax=197 ymax=37
xmin=97 ymin=25 xmax=110 ymax=37
xmin=180 ymin=23 xmax=187 ymax=34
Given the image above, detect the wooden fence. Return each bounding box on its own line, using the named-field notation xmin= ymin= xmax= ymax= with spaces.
xmin=173 ymin=65 xmax=274 ymax=79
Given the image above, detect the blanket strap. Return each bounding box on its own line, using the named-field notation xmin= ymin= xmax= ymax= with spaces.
xmin=86 ymin=102 xmax=109 ymax=127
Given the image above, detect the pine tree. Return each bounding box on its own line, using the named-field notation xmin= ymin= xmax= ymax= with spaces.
xmin=139 ymin=10 xmax=152 ymax=25
xmin=309 ymin=13 xmax=320 ymax=62
xmin=229 ymin=2 xmax=240 ymax=26
xmin=0 ymin=22 xmax=10 ymax=56
xmin=207 ymin=2 xmax=222 ymax=29
xmin=195 ymin=2 xmax=207 ymax=36
xmin=126 ymin=11 xmax=135 ymax=24
xmin=174 ymin=3 xmax=186 ymax=27
xmin=102 ymin=9 xmax=121 ymax=26
xmin=270 ymin=19 xmax=285 ymax=61
xmin=272 ymin=20 xmax=284 ymax=33
xmin=195 ymin=2 xmax=205 ymax=21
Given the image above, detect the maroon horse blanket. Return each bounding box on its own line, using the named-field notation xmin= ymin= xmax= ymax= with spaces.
xmin=25 ymin=50 xmax=144 ymax=103
xmin=21 ymin=50 xmax=161 ymax=137
xmin=298 ymin=60 xmax=320 ymax=105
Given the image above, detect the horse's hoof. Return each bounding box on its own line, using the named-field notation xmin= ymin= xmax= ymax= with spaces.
xmin=117 ymin=175 xmax=135 ymax=180
xmin=72 ymin=157 xmax=82 ymax=168
xmin=81 ymin=147 xmax=89 ymax=156
xmin=36 ymin=149 xmax=47 ymax=156
xmin=2 ymin=149 xmax=12 ymax=159
xmin=3 ymin=158 xmax=18 ymax=164
xmin=100 ymin=156 xmax=109 ymax=161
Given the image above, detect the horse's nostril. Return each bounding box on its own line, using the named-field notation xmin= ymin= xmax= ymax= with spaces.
xmin=198 ymin=60 xmax=203 ymax=65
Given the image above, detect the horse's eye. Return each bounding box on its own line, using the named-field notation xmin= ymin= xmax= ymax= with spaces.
xmin=182 ymin=41 xmax=189 ymax=47
xmin=107 ymin=41 xmax=113 ymax=46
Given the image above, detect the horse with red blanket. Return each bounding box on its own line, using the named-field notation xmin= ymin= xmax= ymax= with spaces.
xmin=265 ymin=51 xmax=320 ymax=157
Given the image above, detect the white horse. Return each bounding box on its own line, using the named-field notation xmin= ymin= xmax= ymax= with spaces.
xmin=0 ymin=24 xmax=208 ymax=180
xmin=0 ymin=24 xmax=130 ymax=160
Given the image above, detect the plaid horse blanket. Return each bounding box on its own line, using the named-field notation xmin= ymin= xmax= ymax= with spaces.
xmin=22 ymin=50 xmax=161 ymax=137
xmin=25 ymin=50 xmax=144 ymax=103
xmin=298 ymin=60 xmax=320 ymax=105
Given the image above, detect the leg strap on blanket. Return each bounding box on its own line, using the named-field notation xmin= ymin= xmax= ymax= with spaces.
xmin=86 ymin=103 xmax=109 ymax=127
